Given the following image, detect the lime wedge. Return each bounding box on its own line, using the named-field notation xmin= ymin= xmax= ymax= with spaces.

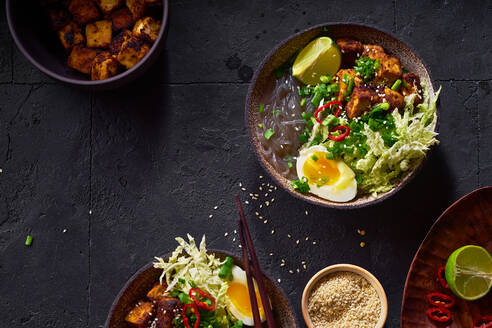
xmin=292 ymin=37 xmax=341 ymax=85
xmin=445 ymin=245 xmax=492 ymax=301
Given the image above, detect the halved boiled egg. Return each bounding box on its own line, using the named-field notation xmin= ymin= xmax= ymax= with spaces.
xmin=296 ymin=145 xmax=357 ymax=202
xmin=226 ymin=265 xmax=266 ymax=326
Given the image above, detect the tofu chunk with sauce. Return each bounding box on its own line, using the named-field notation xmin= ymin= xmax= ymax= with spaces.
xmin=57 ymin=22 xmax=85 ymax=51
xmin=146 ymin=283 xmax=167 ymax=302
xmin=86 ymin=20 xmax=113 ymax=48
xmin=335 ymin=68 xmax=362 ymax=103
xmin=91 ymin=52 xmax=120 ymax=80
xmin=362 ymin=44 xmax=402 ymax=86
xmin=155 ymin=297 xmax=181 ymax=328
xmin=125 ymin=301 xmax=154 ymax=327
xmin=68 ymin=0 xmax=101 ymax=25
xmin=94 ymin=0 xmax=122 ymax=14
xmin=345 ymin=86 xmax=378 ymax=119
xmin=110 ymin=29 xmax=133 ymax=55
xmin=116 ymin=36 xmax=150 ymax=69
xmin=132 ymin=17 xmax=161 ymax=42
xmin=67 ymin=46 xmax=99 ymax=75
xmin=46 ymin=5 xmax=71 ymax=30
xmin=401 ymin=72 xmax=423 ymax=105
xmin=126 ymin=0 xmax=146 ymax=20
xmin=111 ymin=7 xmax=134 ymax=31
xmin=336 ymin=38 xmax=363 ymax=68
xmin=381 ymin=87 xmax=404 ymax=110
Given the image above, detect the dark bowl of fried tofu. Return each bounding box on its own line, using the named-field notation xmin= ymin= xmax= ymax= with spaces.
xmin=6 ymin=0 xmax=168 ymax=90
xmin=246 ymin=23 xmax=438 ymax=209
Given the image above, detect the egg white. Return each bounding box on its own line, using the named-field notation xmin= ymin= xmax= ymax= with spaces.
xmin=296 ymin=145 xmax=357 ymax=202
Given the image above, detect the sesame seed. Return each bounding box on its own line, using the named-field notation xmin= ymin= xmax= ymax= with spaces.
xmin=241 ymin=187 xmax=246 ymax=191
xmin=313 ymin=241 xmax=317 ymax=245
xmin=301 ymin=261 xmax=306 ymax=264
xmin=259 ymin=216 xmax=263 ymax=219
xmin=259 ymin=176 xmax=263 ymax=179
xmin=259 ymin=187 xmax=263 ymax=191
xmin=297 ymin=268 xmax=300 ymax=273
xmin=360 ymin=230 xmax=366 ymax=236
xmin=0 ymin=168 xmax=3 ymax=173
xmin=271 ymin=198 xmax=275 ymax=203
xmin=266 ymin=201 xmax=270 ymax=206
xmin=269 ymin=253 xmax=273 ymax=256
xmin=234 ymin=230 xmax=237 ymax=234
xmin=281 ymin=259 xmax=285 ymax=263
xmin=360 ymin=242 xmax=366 ymax=247
xmin=264 ymin=220 xmax=268 ymax=224
xmin=214 ymin=206 xmax=218 ymax=210
xmin=289 ymin=270 xmax=294 ymax=274
xmin=239 ymin=182 xmax=242 ymax=187
xmin=254 ymin=194 xmax=259 ymax=197
xmin=303 ymin=264 xmax=307 ymax=269
xmin=271 ymin=230 xmax=275 ymax=235
xmin=305 ymin=210 xmax=309 ymax=215
xmin=255 ymin=212 xmax=259 ymax=216
xmin=287 ymin=234 xmax=292 ymax=238
xmin=305 ymin=237 xmax=309 ymax=241
xmin=224 ymin=232 xmax=228 ymax=237
xmin=277 ymin=279 xmax=281 ymax=283
xmin=209 ymin=214 xmax=213 ymax=218
xmin=233 ymin=238 xmax=236 ymax=242
xmin=265 ymin=193 xmax=269 ymax=197
xmin=296 ymin=240 xmax=300 ymax=245
xmin=239 ymin=244 xmax=242 ymax=248
xmin=280 ymin=263 xmax=285 ymax=267
xmin=244 ymin=201 xmax=249 ymax=204
xmin=63 ymin=229 xmax=67 ymax=233
xmin=259 ymin=204 xmax=263 ymax=208
xmin=89 ymin=209 xmax=93 ymax=215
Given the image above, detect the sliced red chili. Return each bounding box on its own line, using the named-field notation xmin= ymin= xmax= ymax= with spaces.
xmin=426 ymin=292 xmax=455 ymax=308
xmin=182 ymin=303 xmax=200 ymax=328
xmin=438 ymin=266 xmax=449 ymax=289
xmin=328 ymin=125 xmax=350 ymax=142
xmin=189 ymin=288 xmax=216 ymax=311
xmin=314 ymin=100 xmax=343 ymax=123
xmin=473 ymin=315 xmax=492 ymax=328
xmin=426 ymin=307 xmax=452 ymax=323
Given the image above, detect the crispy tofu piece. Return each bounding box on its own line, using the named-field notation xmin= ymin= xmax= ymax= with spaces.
xmin=146 ymin=283 xmax=167 ymax=301
xmin=68 ymin=0 xmax=101 ymax=25
xmin=57 ymin=22 xmax=85 ymax=51
xmin=86 ymin=20 xmax=113 ymax=48
xmin=401 ymin=72 xmax=423 ymax=105
xmin=46 ymin=5 xmax=71 ymax=30
xmin=95 ymin=0 xmax=122 ymax=14
xmin=362 ymin=44 xmax=386 ymax=60
xmin=116 ymin=36 xmax=150 ymax=69
xmin=67 ymin=46 xmax=99 ymax=74
xmin=91 ymin=52 xmax=120 ymax=80
xmin=155 ymin=297 xmax=181 ymax=328
xmin=125 ymin=301 xmax=154 ymax=327
xmin=126 ymin=0 xmax=146 ymax=20
xmin=345 ymin=86 xmax=378 ymax=119
xmin=336 ymin=38 xmax=363 ymax=68
xmin=335 ymin=69 xmax=363 ymax=103
xmin=111 ymin=7 xmax=134 ymax=31
xmin=362 ymin=44 xmax=401 ymax=85
xmin=110 ymin=29 xmax=133 ymax=55
xmin=381 ymin=87 xmax=404 ymax=110
xmin=133 ymin=17 xmax=161 ymax=43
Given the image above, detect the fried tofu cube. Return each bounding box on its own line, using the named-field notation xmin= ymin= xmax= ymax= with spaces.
xmin=336 ymin=38 xmax=363 ymax=68
xmin=401 ymin=72 xmax=423 ymax=105
xmin=67 ymin=46 xmax=99 ymax=74
xmin=116 ymin=36 xmax=150 ymax=69
xmin=68 ymin=0 xmax=101 ymax=25
xmin=91 ymin=52 xmax=120 ymax=80
xmin=155 ymin=297 xmax=181 ymax=328
xmin=345 ymin=86 xmax=378 ymax=119
xmin=46 ymin=5 xmax=71 ymax=30
xmin=146 ymin=283 xmax=167 ymax=302
xmin=126 ymin=0 xmax=145 ymax=20
xmin=125 ymin=301 xmax=154 ymax=327
xmin=86 ymin=20 xmax=113 ymax=48
xmin=335 ymin=69 xmax=363 ymax=103
xmin=57 ymin=22 xmax=85 ymax=51
xmin=95 ymin=0 xmax=122 ymax=14
xmin=110 ymin=29 xmax=133 ymax=55
xmin=111 ymin=7 xmax=134 ymax=31
xmin=362 ymin=44 xmax=386 ymax=60
xmin=362 ymin=44 xmax=401 ymax=85
xmin=381 ymin=87 xmax=404 ymax=110
xmin=133 ymin=17 xmax=161 ymax=43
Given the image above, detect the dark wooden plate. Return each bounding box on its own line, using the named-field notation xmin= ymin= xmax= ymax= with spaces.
xmin=245 ymin=23 xmax=438 ymax=209
xmin=105 ymin=249 xmax=299 ymax=328
xmin=401 ymin=187 xmax=492 ymax=327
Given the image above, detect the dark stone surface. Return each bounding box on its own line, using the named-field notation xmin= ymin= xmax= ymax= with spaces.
xmin=0 ymin=1 xmax=490 ymax=328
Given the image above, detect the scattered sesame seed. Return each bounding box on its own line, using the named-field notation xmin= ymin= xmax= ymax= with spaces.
xmin=265 ymin=193 xmax=269 ymax=197
xmin=287 ymin=234 xmax=292 ymax=238
xmin=297 ymin=268 xmax=300 ymax=273
xmin=89 ymin=209 xmax=93 ymax=215
xmin=303 ymin=264 xmax=307 ymax=270
xmin=264 ymin=220 xmax=268 ymax=224
xmin=277 ymin=279 xmax=281 ymax=283
xmin=271 ymin=198 xmax=275 ymax=203
xmin=255 ymin=212 xmax=259 ymax=216
xmin=305 ymin=210 xmax=309 ymax=215
xmin=259 ymin=204 xmax=263 ymax=208
xmin=301 ymin=261 xmax=306 ymax=264
xmin=305 ymin=237 xmax=309 ymax=241
xmin=63 ymin=229 xmax=67 ymax=233
xmin=224 ymin=232 xmax=228 ymax=237
xmin=266 ymin=201 xmax=270 ymax=206
xmin=313 ymin=241 xmax=317 ymax=245
xmin=271 ymin=230 xmax=275 ymax=235
xmin=214 ymin=205 xmax=218 ymax=210
xmin=239 ymin=182 xmax=242 ymax=187
xmin=241 ymin=187 xmax=246 ymax=191
xmin=296 ymin=240 xmax=300 ymax=245
xmin=281 ymin=259 xmax=285 ymax=263
xmin=360 ymin=230 xmax=366 ymax=236
xmin=280 ymin=263 xmax=285 ymax=267
xmin=232 ymin=238 xmax=236 ymax=242
xmin=269 ymin=253 xmax=273 ymax=256
xmin=234 ymin=230 xmax=237 ymax=234
xmin=259 ymin=176 xmax=263 ymax=179
xmin=268 ymin=189 xmax=273 ymax=193
xmin=209 ymin=214 xmax=213 ymax=218
xmin=259 ymin=216 xmax=263 ymax=219
xmin=244 ymin=201 xmax=249 ymax=204
xmin=259 ymin=186 xmax=263 ymax=191
xmin=0 ymin=168 xmax=3 ymax=173
xmin=360 ymin=242 xmax=366 ymax=247
xmin=289 ymin=270 xmax=294 ymax=274
xmin=249 ymin=193 xmax=254 ymax=197
xmin=239 ymin=244 xmax=242 ymax=248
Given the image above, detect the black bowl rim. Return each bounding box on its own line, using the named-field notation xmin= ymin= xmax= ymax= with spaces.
xmin=103 ymin=248 xmax=300 ymax=328
xmin=6 ymin=0 xmax=169 ymax=86
xmin=245 ymin=21 xmax=439 ymax=210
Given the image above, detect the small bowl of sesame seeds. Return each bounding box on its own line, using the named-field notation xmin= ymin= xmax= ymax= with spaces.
xmin=301 ymin=264 xmax=388 ymax=328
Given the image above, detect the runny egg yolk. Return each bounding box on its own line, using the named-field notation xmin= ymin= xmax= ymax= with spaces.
xmin=302 ymin=152 xmax=340 ymax=186
xmin=226 ymin=282 xmax=264 ymax=317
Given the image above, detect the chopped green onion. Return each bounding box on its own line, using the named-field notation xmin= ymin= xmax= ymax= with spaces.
xmin=311 ymin=154 xmax=319 ymax=161
xmin=275 ymin=69 xmax=283 ymax=78
xmin=291 ymin=177 xmax=310 ymax=194
xmin=322 ymin=114 xmax=339 ymax=127
xmin=259 ymin=104 xmax=265 ymax=113
xmin=372 ymin=102 xmax=390 ymax=112
xmin=403 ymin=81 xmax=409 ymax=89
xmin=325 ymin=152 xmax=335 ymax=160
xmin=264 ymin=128 xmax=275 ymax=140
xmin=322 ymin=26 xmax=329 ymax=32
xmin=300 ymin=98 xmax=306 ymax=106
xmin=272 ymin=109 xmax=280 ymax=115
xmin=320 ymin=76 xmax=330 ymax=83
xmin=345 ymin=78 xmax=355 ymax=97
xmin=219 ymin=256 xmax=234 ymax=280
xmin=391 ymin=79 xmax=402 ymax=91
xmin=25 ymin=235 xmax=33 ymax=246
xmin=299 ymin=134 xmax=308 ymax=143
xmin=287 ymin=161 xmax=293 ymax=168
xmin=257 ymin=123 xmax=263 ymax=128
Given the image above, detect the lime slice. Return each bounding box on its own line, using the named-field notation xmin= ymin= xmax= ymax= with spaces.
xmin=445 ymin=245 xmax=492 ymax=301
xmin=292 ymin=37 xmax=341 ymax=85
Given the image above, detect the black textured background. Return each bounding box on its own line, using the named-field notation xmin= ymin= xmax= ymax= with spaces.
xmin=1 ymin=1 xmax=491 ymax=327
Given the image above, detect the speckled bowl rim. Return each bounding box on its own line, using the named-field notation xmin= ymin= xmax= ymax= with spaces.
xmin=301 ymin=263 xmax=388 ymax=328
xmin=6 ymin=0 xmax=169 ymax=87
xmin=104 ymin=248 xmax=300 ymax=328
xmin=245 ymin=22 xmax=439 ymax=209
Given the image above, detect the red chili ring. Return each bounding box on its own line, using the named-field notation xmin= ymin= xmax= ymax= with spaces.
xmin=426 ymin=307 xmax=452 ymax=323
xmin=314 ymin=100 xmax=343 ymax=123
xmin=437 ymin=266 xmax=449 ymax=289
xmin=426 ymin=292 xmax=455 ymax=308
xmin=189 ymin=287 xmax=216 ymax=311
xmin=473 ymin=315 xmax=492 ymax=328
xmin=328 ymin=125 xmax=350 ymax=142
xmin=182 ymin=303 xmax=200 ymax=328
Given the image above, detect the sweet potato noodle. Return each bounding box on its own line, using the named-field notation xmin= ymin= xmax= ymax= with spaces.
xmin=256 ymin=74 xmax=315 ymax=180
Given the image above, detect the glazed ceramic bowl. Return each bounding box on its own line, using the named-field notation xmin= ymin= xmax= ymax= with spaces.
xmin=6 ymin=0 xmax=168 ymax=90
xmin=105 ymin=249 xmax=299 ymax=328
xmin=301 ymin=264 xmax=388 ymax=328
xmin=246 ymin=23 xmax=438 ymax=208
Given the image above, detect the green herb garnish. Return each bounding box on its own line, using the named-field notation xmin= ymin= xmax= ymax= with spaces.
xmin=391 ymin=79 xmax=402 ymax=91
xmin=311 ymin=154 xmax=319 ymax=161
xmin=264 ymin=128 xmax=275 ymax=140
xmin=354 ymin=56 xmax=380 ymax=82
xmin=259 ymin=104 xmax=265 ymax=113
xmin=291 ymin=177 xmax=310 ymax=194
xmin=25 ymin=235 xmax=33 ymax=246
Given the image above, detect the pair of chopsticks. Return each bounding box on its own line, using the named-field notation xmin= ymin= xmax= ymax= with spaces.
xmin=235 ymin=195 xmax=277 ymax=328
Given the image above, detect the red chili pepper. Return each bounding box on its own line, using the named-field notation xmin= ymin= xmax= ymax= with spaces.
xmin=189 ymin=288 xmax=216 ymax=311
xmin=328 ymin=125 xmax=350 ymax=142
xmin=473 ymin=315 xmax=492 ymax=328
xmin=182 ymin=303 xmax=200 ymax=328
xmin=426 ymin=307 xmax=452 ymax=323
xmin=426 ymin=292 xmax=455 ymax=308
xmin=314 ymin=100 xmax=343 ymax=123
xmin=437 ymin=266 xmax=449 ymax=289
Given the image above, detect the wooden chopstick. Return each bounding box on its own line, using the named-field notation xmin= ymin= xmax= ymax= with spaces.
xmin=238 ymin=220 xmax=262 ymax=328
xmin=235 ymin=195 xmax=277 ymax=328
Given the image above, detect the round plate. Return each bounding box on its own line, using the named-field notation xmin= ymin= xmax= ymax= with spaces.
xmin=245 ymin=22 xmax=438 ymax=209
xmin=105 ymin=249 xmax=299 ymax=328
xmin=401 ymin=187 xmax=492 ymax=327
